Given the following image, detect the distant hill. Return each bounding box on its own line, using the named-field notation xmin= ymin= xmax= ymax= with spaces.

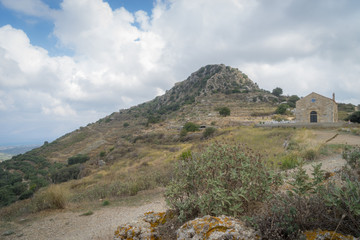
xmin=0 ymin=145 xmax=40 ymax=156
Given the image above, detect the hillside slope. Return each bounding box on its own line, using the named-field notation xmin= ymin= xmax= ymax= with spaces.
xmin=38 ymin=64 xmax=277 ymax=158
xmin=0 ymin=64 xmax=279 ymax=207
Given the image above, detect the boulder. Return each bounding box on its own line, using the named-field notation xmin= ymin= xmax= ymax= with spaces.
xmin=303 ymin=230 xmax=358 ymax=240
xmin=176 ymin=215 xmax=258 ymax=240
xmin=114 ymin=211 xmax=174 ymax=240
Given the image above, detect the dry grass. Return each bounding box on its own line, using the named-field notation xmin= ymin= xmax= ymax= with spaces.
xmin=32 ymin=184 xmax=70 ymax=211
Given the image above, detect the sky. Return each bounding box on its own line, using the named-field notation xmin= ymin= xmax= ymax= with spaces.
xmin=0 ymin=0 xmax=359 ymax=146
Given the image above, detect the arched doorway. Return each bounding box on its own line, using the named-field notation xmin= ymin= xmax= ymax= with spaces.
xmin=310 ymin=111 xmax=317 ymax=123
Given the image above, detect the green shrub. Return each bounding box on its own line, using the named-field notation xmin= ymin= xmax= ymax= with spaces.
xmin=183 ymin=122 xmax=200 ymax=132
xmin=0 ymin=187 xmax=16 ymax=207
xmin=99 ymin=151 xmax=106 ymax=157
xmin=165 ymin=142 xmax=277 ymax=222
xmin=279 ymin=154 xmax=299 ymax=170
xmin=68 ymin=154 xmax=89 ymax=165
xmin=102 ymin=200 xmax=110 ymax=206
xmin=275 ymin=104 xmax=289 ymax=115
xmin=287 ymin=95 xmax=300 ymax=108
xmin=19 ymin=189 xmax=34 ymax=200
xmin=179 ymin=150 xmax=192 ymax=160
xmin=218 ymin=107 xmax=231 ymax=117
xmin=255 ymin=165 xmax=360 ymax=238
xmin=51 ymin=165 xmax=80 ymax=183
xmin=147 ymin=115 xmax=161 ymax=125
xmin=123 ymin=122 xmax=130 ymax=127
xmin=179 ymin=128 xmax=188 ymax=137
xmin=202 ymin=127 xmax=216 ymax=138
xmin=346 ymin=111 xmax=360 ymax=123
xmin=343 ymin=146 xmax=360 ymax=169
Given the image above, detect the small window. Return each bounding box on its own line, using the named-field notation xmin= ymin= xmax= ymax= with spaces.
xmin=311 ymin=98 xmax=316 ymax=103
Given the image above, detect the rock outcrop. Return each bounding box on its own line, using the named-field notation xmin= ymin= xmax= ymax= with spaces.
xmin=114 ymin=211 xmax=174 ymax=240
xmin=114 ymin=212 xmax=259 ymax=240
xmin=176 ymin=215 xmax=259 ymax=240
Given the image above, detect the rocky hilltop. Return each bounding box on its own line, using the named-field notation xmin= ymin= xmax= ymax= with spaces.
xmin=131 ymin=64 xmax=276 ymax=116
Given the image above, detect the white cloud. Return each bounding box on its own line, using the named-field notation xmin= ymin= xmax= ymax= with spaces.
xmin=0 ymin=0 xmax=57 ymax=19
xmin=1 ymin=0 xmax=360 ymax=144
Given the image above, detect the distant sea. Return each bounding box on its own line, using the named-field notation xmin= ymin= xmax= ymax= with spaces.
xmin=0 ymin=145 xmax=40 ymax=161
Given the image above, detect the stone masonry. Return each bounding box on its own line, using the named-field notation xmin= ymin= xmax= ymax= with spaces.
xmin=295 ymin=92 xmax=338 ymax=123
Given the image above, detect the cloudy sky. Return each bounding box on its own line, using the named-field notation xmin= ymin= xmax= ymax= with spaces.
xmin=0 ymin=0 xmax=359 ymax=146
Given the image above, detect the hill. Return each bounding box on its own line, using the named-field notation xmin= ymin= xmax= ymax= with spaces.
xmin=0 ymin=64 xmax=280 ymax=207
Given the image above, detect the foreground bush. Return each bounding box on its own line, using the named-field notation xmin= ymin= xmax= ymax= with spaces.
xmin=343 ymin=146 xmax=360 ymax=169
xmin=165 ymin=142 xmax=279 ymax=222
xmin=255 ymin=165 xmax=360 ymax=239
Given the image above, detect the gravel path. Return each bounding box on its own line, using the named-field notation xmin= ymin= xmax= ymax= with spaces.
xmin=1 ymin=191 xmax=167 ymax=240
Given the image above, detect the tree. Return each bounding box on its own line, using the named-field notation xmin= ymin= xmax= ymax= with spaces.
xmin=275 ymin=104 xmax=289 ymax=115
xmin=346 ymin=111 xmax=360 ymax=123
xmin=219 ymin=107 xmax=231 ymax=117
xmin=288 ymin=95 xmax=300 ymax=108
xmin=272 ymin=87 xmax=283 ymax=97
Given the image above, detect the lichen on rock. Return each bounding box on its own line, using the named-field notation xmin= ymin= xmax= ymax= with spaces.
xmin=176 ymin=215 xmax=259 ymax=240
xmin=303 ymin=230 xmax=358 ymax=240
xmin=114 ymin=210 xmax=175 ymax=240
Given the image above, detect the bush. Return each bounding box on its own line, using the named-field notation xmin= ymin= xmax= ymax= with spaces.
xmin=343 ymin=146 xmax=360 ymax=169
xmin=147 ymin=115 xmax=161 ymax=125
xmin=51 ymin=165 xmax=81 ymax=183
xmin=255 ymin=165 xmax=360 ymax=238
xmin=165 ymin=142 xmax=277 ymax=222
xmin=32 ymin=185 xmax=69 ymax=211
xmin=202 ymin=127 xmax=216 ymax=138
xmin=19 ymin=189 xmax=34 ymax=200
xmin=275 ymin=104 xmax=289 ymax=115
xmin=346 ymin=111 xmax=360 ymax=123
xmin=303 ymin=149 xmax=317 ymax=161
xmin=179 ymin=128 xmax=188 ymax=138
xmin=68 ymin=154 xmax=89 ymax=165
xmin=123 ymin=122 xmax=129 ymax=127
xmin=279 ymin=153 xmax=299 ymax=170
xmin=183 ymin=122 xmax=200 ymax=132
xmin=287 ymin=95 xmax=300 ymax=108
xmin=218 ymin=107 xmax=231 ymax=117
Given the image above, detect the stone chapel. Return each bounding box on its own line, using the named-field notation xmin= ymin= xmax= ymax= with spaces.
xmin=295 ymin=92 xmax=338 ymax=123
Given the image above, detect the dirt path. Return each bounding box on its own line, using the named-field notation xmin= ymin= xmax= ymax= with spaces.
xmin=1 ymin=190 xmax=167 ymax=240
xmin=313 ymin=130 xmax=360 ymax=146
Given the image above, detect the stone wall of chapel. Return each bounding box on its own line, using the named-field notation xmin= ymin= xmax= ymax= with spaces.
xmin=295 ymin=93 xmax=338 ymax=123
